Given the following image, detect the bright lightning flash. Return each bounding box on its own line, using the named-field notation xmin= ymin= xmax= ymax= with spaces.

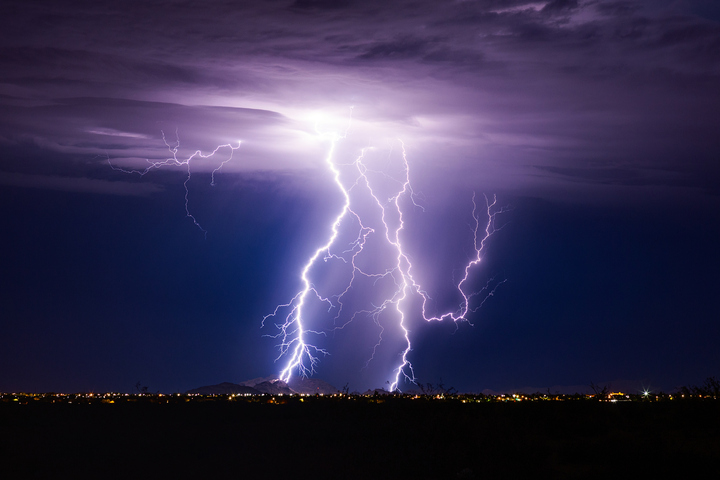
xmin=263 ymin=117 xmax=508 ymax=391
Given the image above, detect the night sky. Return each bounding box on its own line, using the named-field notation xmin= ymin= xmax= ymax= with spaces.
xmin=2 ymin=0 xmax=719 ymax=394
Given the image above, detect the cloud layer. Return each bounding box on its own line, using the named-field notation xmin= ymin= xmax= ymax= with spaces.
xmin=1 ymin=0 xmax=718 ymax=201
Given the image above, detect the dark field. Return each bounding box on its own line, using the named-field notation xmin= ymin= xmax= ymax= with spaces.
xmin=2 ymin=397 xmax=719 ymax=479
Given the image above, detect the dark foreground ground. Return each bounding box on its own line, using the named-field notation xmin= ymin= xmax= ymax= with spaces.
xmin=2 ymin=396 xmax=719 ymax=479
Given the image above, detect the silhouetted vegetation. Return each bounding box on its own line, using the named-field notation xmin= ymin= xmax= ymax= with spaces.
xmin=417 ymin=378 xmax=457 ymax=396
xmin=679 ymin=376 xmax=720 ymax=398
xmin=589 ymin=381 xmax=609 ymax=397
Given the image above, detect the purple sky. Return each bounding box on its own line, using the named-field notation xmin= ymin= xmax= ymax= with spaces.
xmin=1 ymin=0 xmax=719 ymax=393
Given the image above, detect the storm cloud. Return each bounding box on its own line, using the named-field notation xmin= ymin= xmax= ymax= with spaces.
xmin=1 ymin=0 xmax=718 ymax=200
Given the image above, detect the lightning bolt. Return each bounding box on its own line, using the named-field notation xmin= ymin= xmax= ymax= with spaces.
xmin=108 ymin=129 xmax=241 ymax=237
xmin=350 ymin=142 xmax=507 ymax=391
xmin=262 ymin=133 xmax=359 ymax=381
xmin=264 ymin=122 xmax=507 ymax=392
xmin=112 ymin=114 xmax=505 ymax=393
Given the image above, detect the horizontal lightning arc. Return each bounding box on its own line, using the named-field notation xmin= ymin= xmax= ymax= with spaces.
xmin=108 ymin=130 xmax=241 ymax=237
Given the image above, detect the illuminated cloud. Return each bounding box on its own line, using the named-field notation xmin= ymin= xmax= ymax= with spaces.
xmin=0 ymin=0 xmax=717 ymax=200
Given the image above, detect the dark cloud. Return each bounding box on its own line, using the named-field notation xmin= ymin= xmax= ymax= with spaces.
xmin=542 ymin=0 xmax=580 ymax=13
xmin=531 ymin=164 xmax=702 ymax=190
xmin=595 ymin=0 xmax=641 ymax=17
xmin=357 ymin=35 xmax=434 ymax=60
xmin=0 ymin=47 xmax=209 ymax=89
xmin=291 ymin=0 xmax=352 ymax=9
